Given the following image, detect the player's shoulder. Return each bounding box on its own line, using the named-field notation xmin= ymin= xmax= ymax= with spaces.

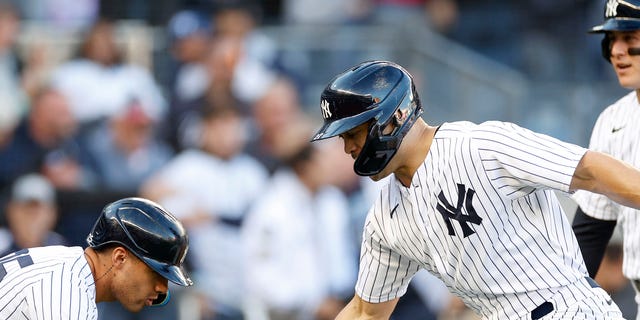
xmin=602 ymin=91 xmax=637 ymax=115
xmin=435 ymin=120 xmax=523 ymax=144
xmin=436 ymin=120 xmax=517 ymax=135
xmin=27 ymin=246 xmax=84 ymax=261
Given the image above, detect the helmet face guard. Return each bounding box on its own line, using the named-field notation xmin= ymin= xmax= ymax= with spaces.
xmin=311 ymin=60 xmax=423 ymax=176
xmin=87 ymin=197 xmax=193 ymax=294
xmin=353 ymin=93 xmax=422 ymax=176
xmin=590 ymin=0 xmax=640 ymax=61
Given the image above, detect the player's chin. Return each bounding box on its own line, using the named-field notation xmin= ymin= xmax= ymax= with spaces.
xmin=123 ymin=300 xmax=147 ymax=313
xmin=618 ymin=76 xmax=640 ymax=89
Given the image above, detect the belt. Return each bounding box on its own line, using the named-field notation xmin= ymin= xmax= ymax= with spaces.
xmin=530 ymin=277 xmax=600 ymax=320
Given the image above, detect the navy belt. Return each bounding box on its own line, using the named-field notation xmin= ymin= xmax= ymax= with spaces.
xmin=531 ymin=277 xmax=599 ymax=320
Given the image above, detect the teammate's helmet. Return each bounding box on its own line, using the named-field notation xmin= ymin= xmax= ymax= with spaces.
xmin=590 ymin=0 xmax=640 ymax=61
xmin=311 ymin=60 xmax=423 ymax=176
xmin=87 ymin=198 xmax=193 ymax=295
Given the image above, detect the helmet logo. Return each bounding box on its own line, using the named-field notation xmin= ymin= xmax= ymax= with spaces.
xmin=606 ymin=0 xmax=619 ymax=18
xmin=321 ymin=99 xmax=332 ymax=119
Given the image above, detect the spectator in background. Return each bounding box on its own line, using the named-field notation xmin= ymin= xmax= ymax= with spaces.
xmin=168 ymin=34 xmax=275 ymax=151
xmin=212 ymin=1 xmax=281 ymax=103
xmin=69 ymin=99 xmax=173 ymax=194
xmin=0 ymin=87 xmax=76 ymax=193
xmin=246 ymin=77 xmax=310 ymax=174
xmin=0 ymin=173 xmax=66 ymax=257
xmin=50 ymin=18 xmax=166 ymax=128
xmin=141 ymin=105 xmax=269 ymax=320
xmin=166 ymin=9 xmax=212 ymax=105
xmin=212 ymin=1 xmax=276 ymax=70
xmin=0 ymin=2 xmax=50 ymax=143
xmin=163 ymin=8 xmax=212 ymax=151
xmin=242 ymin=135 xmax=357 ymax=320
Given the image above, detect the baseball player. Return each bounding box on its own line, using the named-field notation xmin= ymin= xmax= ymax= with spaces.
xmin=0 ymin=197 xmax=192 ymax=319
xmin=572 ymin=1 xmax=640 ymax=319
xmin=309 ymin=60 xmax=640 ymax=319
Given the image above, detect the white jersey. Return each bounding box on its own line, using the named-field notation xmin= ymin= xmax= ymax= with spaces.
xmin=573 ymin=91 xmax=640 ymax=280
xmin=0 ymin=246 xmax=97 ymax=320
xmin=356 ymin=121 xmax=592 ymax=319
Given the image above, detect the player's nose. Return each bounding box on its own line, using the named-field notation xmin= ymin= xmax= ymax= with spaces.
xmin=342 ymin=138 xmax=356 ymax=157
xmin=155 ymin=277 xmax=168 ymax=293
xmin=610 ymin=38 xmax=628 ymax=58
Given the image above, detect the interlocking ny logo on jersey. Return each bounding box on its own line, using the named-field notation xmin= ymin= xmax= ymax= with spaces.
xmin=606 ymin=0 xmax=619 ymax=17
xmin=436 ymin=184 xmax=483 ymax=238
xmin=321 ymin=99 xmax=332 ymax=119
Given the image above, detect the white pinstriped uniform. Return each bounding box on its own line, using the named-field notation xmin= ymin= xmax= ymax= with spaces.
xmin=0 ymin=246 xmax=97 ymax=320
xmin=356 ymin=121 xmax=623 ymax=319
xmin=573 ymin=91 xmax=640 ymax=315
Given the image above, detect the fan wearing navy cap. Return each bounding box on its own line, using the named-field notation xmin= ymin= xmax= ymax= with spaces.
xmin=0 ymin=173 xmax=66 ymax=257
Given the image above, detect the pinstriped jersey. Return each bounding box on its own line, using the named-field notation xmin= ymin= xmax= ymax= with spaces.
xmin=355 ymin=121 xmax=590 ymax=319
xmin=573 ymin=91 xmax=640 ymax=279
xmin=0 ymin=246 xmax=97 ymax=320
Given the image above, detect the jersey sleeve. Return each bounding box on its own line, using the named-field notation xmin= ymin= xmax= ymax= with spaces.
xmin=474 ymin=121 xmax=587 ymax=199
xmin=572 ymin=110 xmax=619 ymax=221
xmin=354 ymin=208 xmax=421 ymax=303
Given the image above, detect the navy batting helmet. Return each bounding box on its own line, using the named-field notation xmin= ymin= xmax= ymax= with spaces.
xmin=311 ymin=60 xmax=423 ymax=176
xmin=590 ymin=0 xmax=640 ymax=61
xmin=87 ymin=197 xmax=192 ymax=304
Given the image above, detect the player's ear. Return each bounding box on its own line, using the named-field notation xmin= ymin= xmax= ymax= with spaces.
xmin=111 ymin=246 xmax=128 ymax=266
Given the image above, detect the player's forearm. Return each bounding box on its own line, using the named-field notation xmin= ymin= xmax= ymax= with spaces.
xmin=335 ymin=295 xmax=397 ymax=320
xmin=571 ymin=150 xmax=640 ymax=209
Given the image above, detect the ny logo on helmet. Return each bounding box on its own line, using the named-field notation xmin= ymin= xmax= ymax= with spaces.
xmin=606 ymin=0 xmax=619 ymax=18
xmin=321 ymin=99 xmax=332 ymax=119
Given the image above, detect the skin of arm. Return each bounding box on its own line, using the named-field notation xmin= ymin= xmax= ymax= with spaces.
xmin=335 ymin=295 xmax=399 ymax=320
xmin=570 ymin=150 xmax=640 ymax=209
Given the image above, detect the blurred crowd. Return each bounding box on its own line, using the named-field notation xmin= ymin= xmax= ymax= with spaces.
xmin=0 ymin=0 xmax=631 ymax=320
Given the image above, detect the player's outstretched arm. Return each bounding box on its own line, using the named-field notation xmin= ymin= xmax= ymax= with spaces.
xmin=335 ymin=295 xmax=398 ymax=320
xmin=571 ymin=150 xmax=640 ymax=209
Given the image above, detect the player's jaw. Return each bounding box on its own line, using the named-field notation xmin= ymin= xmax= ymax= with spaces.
xmin=114 ymin=260 xmax=169 ymax=312
xmin=611 ymin=57 xmax=640 ymax=88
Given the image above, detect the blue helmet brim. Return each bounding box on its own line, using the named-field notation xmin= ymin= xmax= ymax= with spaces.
xmin=311 ymin=108 xmax=379 ymax=141
xmin=590 ymin=18 xmax=640 ymax=33
xmin=142 ymin=255 xmax=193 ymax=287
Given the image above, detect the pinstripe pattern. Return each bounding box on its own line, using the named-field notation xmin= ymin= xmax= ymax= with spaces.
xmin=354 ymin=121 xmax=620 ymax=319
xmin=573 ymin=91 xmax=640 ymax=281
xmin=533 ymin=277 xmax=622 ymax=319
xmin=0 ymin=246 xmax=97 ymax=320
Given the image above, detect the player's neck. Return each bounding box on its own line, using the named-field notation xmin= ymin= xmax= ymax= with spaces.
xmin=394 ymin=120 xmax=437 ymax=187
xmin=84 ymin=248 xmax=113 ymax=303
